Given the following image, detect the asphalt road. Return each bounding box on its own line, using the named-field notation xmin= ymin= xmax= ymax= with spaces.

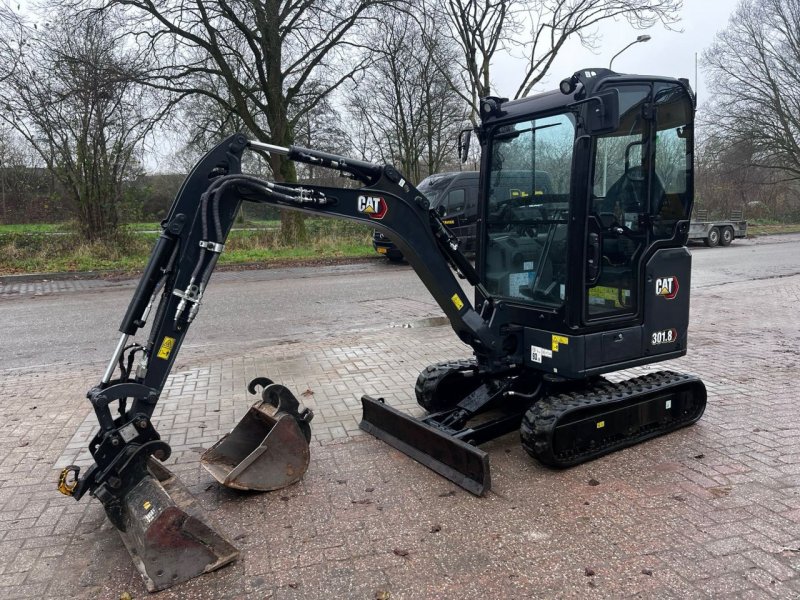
xmin=1 ymin=233 xmax=798 ymax=374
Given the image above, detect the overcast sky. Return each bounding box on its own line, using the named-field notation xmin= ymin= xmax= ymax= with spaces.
xmin=493 ymin=0 xmax=740 ymax=109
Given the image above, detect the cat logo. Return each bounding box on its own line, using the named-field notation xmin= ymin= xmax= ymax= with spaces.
xmin=655 ymin=276 xmax=679 ymax=300
xmin=357 ymin=195 xmax=388 ymax=219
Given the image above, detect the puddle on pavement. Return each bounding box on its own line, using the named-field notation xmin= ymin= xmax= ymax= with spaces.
xmin=389 ymin=316 xmax=449 ymax=329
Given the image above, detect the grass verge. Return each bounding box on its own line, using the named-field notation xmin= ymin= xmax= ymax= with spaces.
xmin=0 ymin=219 xmax=375 ymax=275
xmin=747 ymin=222 xmax=800 ymax=236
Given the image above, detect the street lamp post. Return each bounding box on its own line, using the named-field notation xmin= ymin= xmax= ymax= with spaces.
xmin=609 ymin=35 xmax=652 ymax=70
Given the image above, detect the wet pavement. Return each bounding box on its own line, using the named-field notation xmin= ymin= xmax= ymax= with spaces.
xmin=1 ymin=237 xmax=800 ymax=598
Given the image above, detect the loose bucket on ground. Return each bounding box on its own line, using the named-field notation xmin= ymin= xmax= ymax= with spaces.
xmin=201 ymin=381 xmax=313 ymax=491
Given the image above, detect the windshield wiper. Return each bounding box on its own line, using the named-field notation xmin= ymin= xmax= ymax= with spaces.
xmin=494 ymin=122 xmax=562 ymax=141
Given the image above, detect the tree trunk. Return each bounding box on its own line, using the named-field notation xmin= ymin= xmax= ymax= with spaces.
xmin=272 ymin=146 xmax=307 ymax=245
xmin=262 ymin=0 xmax=307 ymax=246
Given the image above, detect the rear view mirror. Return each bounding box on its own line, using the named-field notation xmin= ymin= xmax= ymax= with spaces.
xmin=586 ymin=89 xmax=620 ymax=135
xmin=458 ymin=128 xmax=472 ymax=163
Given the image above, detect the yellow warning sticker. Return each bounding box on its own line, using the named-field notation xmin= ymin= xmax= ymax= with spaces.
xmin=596 ymin=421 xmax=605 ymax=429
xmin=157 ymin=336 xmax=175 ymax=360
xmin=451 ymin=293 xmax=464 ymax=310
xmin=552 ymin=334 xmax=569 ymax=352
xmin=143 ymin=500 xmax=152 ymax=510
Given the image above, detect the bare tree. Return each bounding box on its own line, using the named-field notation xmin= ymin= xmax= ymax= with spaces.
xmin=703 ymin=0 xmax=800 ymax=183
xmin=439 ymin=0 xmax=681 ymax=119
xmin=178 ymin=81 xmax=251 ymax=155
xmin=0 ymin=10 xmax=169 ymax=239
xmin=347 ymin=9 xmax=467 ymax=183
xmin=0 ymin=2 xmax=22 ymax=85
xmin=694 ymin=126 xmax=796 ymax=220
xmin=101 ymin=0 xmax=400 ymax=242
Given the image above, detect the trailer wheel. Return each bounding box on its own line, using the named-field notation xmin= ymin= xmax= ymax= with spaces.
xmin=720 ymin=226 xmax=734 ymax=246
xmin=704 ymin=227 xmax=720 ymax=247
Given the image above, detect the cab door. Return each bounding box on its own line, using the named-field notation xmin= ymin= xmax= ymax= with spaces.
xmin=585 ymin=84 xmax=651 ymax=321
xmin=584 ymin=81 xmax=695 ymax=325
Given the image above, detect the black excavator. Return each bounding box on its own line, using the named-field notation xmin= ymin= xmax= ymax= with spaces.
xmin=58 ymin=68 xmax=706 ymax=591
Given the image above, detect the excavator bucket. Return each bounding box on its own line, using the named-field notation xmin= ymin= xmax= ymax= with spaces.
xmin=359 ymin=395 xmax=491 ymax=495
xmin=201 ymin=380 xmax=313 ymax=491
xmin=117 ymin=458 xmax=239 ymax=592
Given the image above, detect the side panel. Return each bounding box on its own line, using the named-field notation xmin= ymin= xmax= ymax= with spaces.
xmin=642 ymin=247 xmax=692 ymax=358
xmin=523 ymin=329 xmax=585 ymax=377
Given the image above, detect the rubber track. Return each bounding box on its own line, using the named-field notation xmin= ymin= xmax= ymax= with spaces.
xmin=520 ymin=370 xmax=706 ymax=468
xmin=415 ymin=358 xmax=478 ymax=412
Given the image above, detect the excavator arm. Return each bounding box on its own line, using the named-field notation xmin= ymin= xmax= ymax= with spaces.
xmin=66 ymin=132 xmax=506 ymax=499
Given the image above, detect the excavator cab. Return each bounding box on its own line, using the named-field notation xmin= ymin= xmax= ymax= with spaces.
xmin=476 ymin=70 xmax=697 ymax=375
xmin=362 ymin=69 xmax=705 ymax=490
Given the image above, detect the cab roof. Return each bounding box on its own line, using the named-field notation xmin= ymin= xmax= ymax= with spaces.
xmin=481 ymin=70 xmax=690 ymax=126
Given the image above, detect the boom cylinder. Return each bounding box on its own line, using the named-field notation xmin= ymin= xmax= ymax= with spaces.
xmin=119 ymin=232 xmax=177 ymax=335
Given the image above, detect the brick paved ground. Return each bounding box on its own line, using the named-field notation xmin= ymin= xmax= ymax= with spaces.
xmin=1 ymin=273 xmax=800 ymax=598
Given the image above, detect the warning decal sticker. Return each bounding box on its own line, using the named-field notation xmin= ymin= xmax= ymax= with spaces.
xmin=157 ymin=336 xmax=175 ymax=360
xmin=552 ymin=334 xmax=569 ymax=352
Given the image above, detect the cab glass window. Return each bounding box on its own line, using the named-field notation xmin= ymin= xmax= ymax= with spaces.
xmin=484 ymin=112 xmax=575 ymax=307
xmin=592 ymin=85 xmax=649 ymax=210
xmin=588 ymin=85 xmax=650 ymax=318
xmin=651 ymin=83 xmax=693 ymax=237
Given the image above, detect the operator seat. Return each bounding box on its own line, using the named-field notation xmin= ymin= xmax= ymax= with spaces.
xmin=602 ymin=165 xmax=666 ymax=217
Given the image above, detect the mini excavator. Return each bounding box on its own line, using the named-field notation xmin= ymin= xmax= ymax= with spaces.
xmin=58 ymin=68 xmax=706 ymax=590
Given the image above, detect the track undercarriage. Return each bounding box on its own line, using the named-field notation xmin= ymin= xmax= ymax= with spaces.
xmin=360 ymin=360 xmax=707 ymax=495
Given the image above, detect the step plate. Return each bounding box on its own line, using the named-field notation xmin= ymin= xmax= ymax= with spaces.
xmin=359 ymin=396 xmax=490 ymax=496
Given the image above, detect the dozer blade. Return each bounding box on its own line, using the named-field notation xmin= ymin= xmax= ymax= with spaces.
xmin=359 ymin=395 xmax=490 ymax=496
xmin=117 ymin=459 xmax=238 ymax=592
xmin=201 ymin=383 xmax=312 ymax=491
